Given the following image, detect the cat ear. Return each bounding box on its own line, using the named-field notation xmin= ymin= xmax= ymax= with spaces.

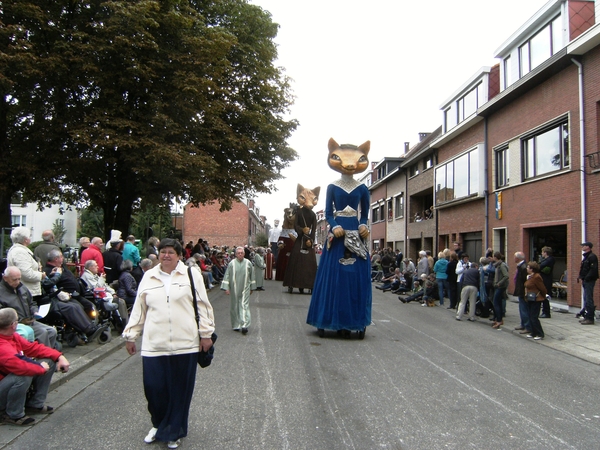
xmin=297 ymin=184 xmax=304 ymax=197
xmin=358 ymin=140 xmax=371 ymax=155
xmin=328 ymin=138 xmax=339 ymax=152
xmin=312 ymin=187 xmax=321 ymax=198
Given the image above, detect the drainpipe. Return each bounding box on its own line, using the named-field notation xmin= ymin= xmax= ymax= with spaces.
xmin=571 ymin=57 xmax=586 ymax=307
xmin=484 ymin=118 xmax=489 ymax=251
xmin=405 ymin=168 xmax=409 ymax=258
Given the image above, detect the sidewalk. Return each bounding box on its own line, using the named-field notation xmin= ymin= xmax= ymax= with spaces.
xmin=506 ymin=296 xmax=600 ymax=365
xmin=49 ymin=328 xmax=127 ymax=391
xmin=441 ymin=294 xmax=600 ymax=365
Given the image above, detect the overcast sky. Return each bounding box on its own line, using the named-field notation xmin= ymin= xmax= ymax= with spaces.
xmin=250 ymin=0 xmax=547 ymax=227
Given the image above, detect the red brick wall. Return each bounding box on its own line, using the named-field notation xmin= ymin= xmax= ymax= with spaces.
xmin=183 ymin=201 xmax=249 ymax=248
xmin=583 ymin=45 xmax=600 ymax=307
xmin=436 ymin=121 xmax=486 ymax=248
xmin=370 ymin=184 xmax=387 ymax=245
xmin=487 ymin=63 xmax=585 ymax=303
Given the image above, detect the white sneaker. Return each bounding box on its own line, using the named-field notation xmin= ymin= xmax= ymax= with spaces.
xmin=144 ymin=427 xmax=158 ymax=443
xmin=208 ymin=284 xmax=214 ymax=290
xmin=168 ymin=440 xmax=181 ymax=449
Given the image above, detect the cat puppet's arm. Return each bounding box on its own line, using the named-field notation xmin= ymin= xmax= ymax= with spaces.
xmin=358 ymin=184 xmax=370 ymax=239
xmin=325 ymin=185 xmax=345 ymax=238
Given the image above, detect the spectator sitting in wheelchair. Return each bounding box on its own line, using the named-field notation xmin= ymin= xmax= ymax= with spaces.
xmin=40 ymin=267 xmax=107 ymax=343
xmin=80 ymin=260 xmax=128 ymax=325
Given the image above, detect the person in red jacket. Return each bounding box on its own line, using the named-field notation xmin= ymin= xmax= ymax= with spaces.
xmin=80 ymin=237 xmax=105 ymax=276
xmin=0 ymin=308 xmax=70 ymax=426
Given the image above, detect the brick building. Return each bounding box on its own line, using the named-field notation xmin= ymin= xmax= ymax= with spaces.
xmin=369 ymin=158 xmax=403 ymax=252
xmin=183 ymin=199 xmax=266 ymax=248
xmin=430 ymin=0 xmax=599 ymax=304
xmin=369 ymin=0 xmax=600 ymax=309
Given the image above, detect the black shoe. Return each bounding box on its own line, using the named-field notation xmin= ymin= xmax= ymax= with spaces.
xmin=399 ymin=297 xmax=406 ymax=303
xmin=86 ymin=325 xmax=107 ymax=342
xmin=241 ymin=327 xmax=249 ymax=334
xmin=581 ymin=319 xmax=595 ymax=325
xmin=447 ymin=306 xmax=453 ymax=309
xmin=576 ymin=313 xmax=582 ymax=319
xmin=539 ymin=314 xmax=551 ymax=319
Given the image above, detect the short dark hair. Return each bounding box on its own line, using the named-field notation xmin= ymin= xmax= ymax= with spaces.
xmin=158 ymin=238 xmax=182 ymax=256
xmin=527 ymin=261 xmax=540 ymax=272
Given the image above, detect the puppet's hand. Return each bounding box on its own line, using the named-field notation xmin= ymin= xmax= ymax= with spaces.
xmin=358 ymin=225 xmax=369 ymax=239
xmin=332 ymin=227 xmax=345 ymax=238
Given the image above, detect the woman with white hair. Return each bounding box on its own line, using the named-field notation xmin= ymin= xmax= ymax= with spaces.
xmin=6 ymin=227 xmax=46 ymax=298
xmin=416 ymin=251 xmax=429 ymax=283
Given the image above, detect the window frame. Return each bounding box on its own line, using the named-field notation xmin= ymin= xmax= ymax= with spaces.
xmin=435 ymin=146 xmax=481 ymax=206
xmin=372 ymin=206 xmax=379 ymax=223
xmin=518 ymin=15 xmax=561 ymax=78
xmin=495 ymin=146 xmax=509 ymax=188
xmin=11 ymin=215 xmax=27 ymax=227
xmin=521 ymin=119 xmax=569 ymax=180
xmin=394 ymin=194 xmax=404 ymax=219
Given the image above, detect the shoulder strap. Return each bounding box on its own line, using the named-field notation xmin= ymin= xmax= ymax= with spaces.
xmin=187 ymin=267 xmax=200 ymax=329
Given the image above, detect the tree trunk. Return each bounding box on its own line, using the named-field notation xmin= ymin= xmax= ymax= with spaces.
xmin=0 ymin=191 xmax=12 ymax=229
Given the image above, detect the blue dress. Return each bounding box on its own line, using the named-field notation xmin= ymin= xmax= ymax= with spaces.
xmin=307 ymin=181 xmax=372 ymax=331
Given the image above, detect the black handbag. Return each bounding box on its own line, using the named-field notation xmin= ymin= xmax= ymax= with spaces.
xmin=188 ymin=267 xmax=217 ymax=368
xmin=526 ymin=291 xmax=538 ymax=302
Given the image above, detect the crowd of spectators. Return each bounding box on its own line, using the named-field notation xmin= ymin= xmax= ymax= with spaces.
xmin=373 ymin=243 xmax=557 ymax=338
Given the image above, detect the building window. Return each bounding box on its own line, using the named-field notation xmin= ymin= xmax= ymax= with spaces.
xmin=522 ymin=120 xmax=569 ymax=180
xmin=519 ymin=16 xmax=562 ymax=77
xmin=495 ymin=147 xmax=509 ymax=188
xmin=372 ymin=206 xmax=379 ymax=223
xmin=435 ymin=147 xmax=480 ymax=205
xmin=458 ymin=84 xmax=483 ymax=122
xmin=409 ymin=164 xmax=419 ymax=177
xmin=379 ymin=205 xmax=384 ymax=222
xmin=504 ymin=55 xmax=513 ymax=88
xmin=423 ymin=155 xmax=434 ymax=170
xmin=377 ymin=165 xmax=387 ymax=180
xmin=394 ymin=194 xmax=404 ymax=218
xmin=445 ymin=83 xmax=484 ymax=131
xmin=444 ymin=103 xmax=457 ymax=131
xmin=387 ymin=199 xmax=393 ymax=220
xmin=11 ymin=215 xmax=26 ymax=227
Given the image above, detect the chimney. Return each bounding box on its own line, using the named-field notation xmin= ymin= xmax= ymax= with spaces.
xmin=419 ymin=132 xmax=430 ymax=142
xmin=404 ymin=142 xmax=410 ymax=153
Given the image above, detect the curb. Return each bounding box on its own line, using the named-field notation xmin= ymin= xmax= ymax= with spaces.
xmin=49 ymin=336 xmax=126 ymax=391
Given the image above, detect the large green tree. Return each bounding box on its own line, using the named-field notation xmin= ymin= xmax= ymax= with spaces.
xmin=0 ymin=0 xmax=297 ymax=237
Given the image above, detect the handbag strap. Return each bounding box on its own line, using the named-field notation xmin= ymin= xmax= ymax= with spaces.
xmin=187 ymin=267 xmax=200 ymax=330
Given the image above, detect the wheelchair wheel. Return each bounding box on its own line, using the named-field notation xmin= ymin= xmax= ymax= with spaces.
xmin=97 ymin=328 xmax=112 ymax=344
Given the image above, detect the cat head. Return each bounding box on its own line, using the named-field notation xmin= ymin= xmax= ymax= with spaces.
xmin=296 ymin=184 xmax=320 ymax=210
xmin=327 ymin=138 xmax=370 ymax=175
xmin=284 ymin=203 xmax=299 ymax=219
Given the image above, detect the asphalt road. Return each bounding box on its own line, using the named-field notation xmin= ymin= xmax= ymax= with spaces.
xmin=5 ymin=279 xmax=600 ymax=450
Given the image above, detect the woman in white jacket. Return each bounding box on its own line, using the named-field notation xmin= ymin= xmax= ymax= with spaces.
xmin=123 ymin=239 xmax=215 ymax=449
xmin=7 ymin=227 xmax=46 ymax=298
